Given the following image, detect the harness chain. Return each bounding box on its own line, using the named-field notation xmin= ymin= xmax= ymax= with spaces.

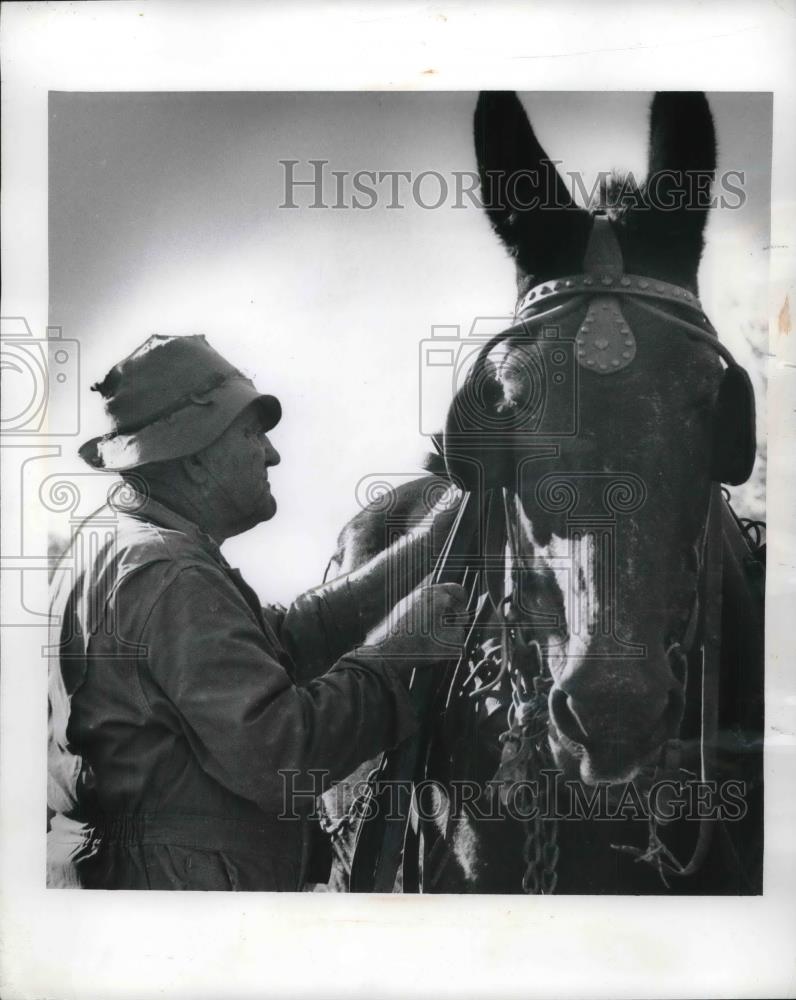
xmin=495 ymin=489 xmax=561 ymax=893
xmin=496 ymin=667 xmax=559 ymax=894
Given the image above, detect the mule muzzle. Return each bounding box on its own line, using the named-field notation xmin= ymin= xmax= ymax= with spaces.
xmin=548 ymin=666 xmax=685 ymax=785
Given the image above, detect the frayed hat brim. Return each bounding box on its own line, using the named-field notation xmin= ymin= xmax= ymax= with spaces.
xmin=79 ymin=377 xmax=280 ymax=471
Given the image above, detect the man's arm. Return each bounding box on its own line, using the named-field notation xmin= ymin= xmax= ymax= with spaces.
xmin=137 ymin=562 xmax=461 ymax=813
xmin=277 ymin=491 xmax=461 ymax=681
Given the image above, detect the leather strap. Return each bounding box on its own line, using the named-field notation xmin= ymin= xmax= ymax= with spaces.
xmin=516 ymin=272 xmax=703 ymax=320
xmin=74 ymin=811 xmax=285 ymax=854
xmin=582 ymin=214 xmax=624 ymax=277
xmin=348 ymin=494 xmax=477 ymax=892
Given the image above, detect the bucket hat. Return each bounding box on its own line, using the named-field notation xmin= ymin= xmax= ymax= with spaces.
xmin=78 ymin=334 xmax=281 ymax=471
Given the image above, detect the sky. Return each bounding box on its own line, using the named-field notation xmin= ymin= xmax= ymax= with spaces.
xmin=48 ymin=91 xmax=772 ymax=605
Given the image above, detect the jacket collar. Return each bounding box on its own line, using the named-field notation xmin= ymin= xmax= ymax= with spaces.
xmin=114 ymin=486 xmax=227 ymax=566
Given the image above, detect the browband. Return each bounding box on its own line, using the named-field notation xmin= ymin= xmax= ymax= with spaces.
xmin=516 ymin=272 xmax=704 ymax=320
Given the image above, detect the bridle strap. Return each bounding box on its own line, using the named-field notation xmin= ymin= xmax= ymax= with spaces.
xmin=453 ymin=274 xmax=744 ymax=405
xmin=348 ymin=493 xmax=481 ymax=893
xmin=670 ymin=487 xmax=715 ymax=662
xmin=631 ymin=298 xmax=739 ymax=369
xmin=512 ymin=279 xmax=741 ymax=372
xmin=692 ymin=483 xmax=724 ymax=869
xmin=515 ymin=272 xmax=704 ymax=320
xmin=583 ymin=214 xmax=624 ymax=277
xmin=658 ymin=483 xmax=724 ymax=878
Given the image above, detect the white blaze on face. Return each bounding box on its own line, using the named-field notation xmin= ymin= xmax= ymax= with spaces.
xmin=514 ymin=501 xmax=601 ymax=671
xmin=549 ymin=530 xmax=600 ymax=661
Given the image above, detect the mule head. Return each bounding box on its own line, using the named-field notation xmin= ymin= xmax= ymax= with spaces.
xmin=469 ymin=91 xmax=737 ymax=785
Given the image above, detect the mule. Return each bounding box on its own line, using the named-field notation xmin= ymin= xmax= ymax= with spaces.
xmin=318 ymin=91 xmax=764 ymax=894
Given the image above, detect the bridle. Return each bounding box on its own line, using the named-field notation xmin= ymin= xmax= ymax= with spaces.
xmin=347 ymin=216 xmax=755 ymax=893
xmin=459 ymin=216 xmax=748 ymax=400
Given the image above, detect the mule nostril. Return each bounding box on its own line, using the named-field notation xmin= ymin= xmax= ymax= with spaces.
xmin=549 ymin=686 xmax=591 ymax=747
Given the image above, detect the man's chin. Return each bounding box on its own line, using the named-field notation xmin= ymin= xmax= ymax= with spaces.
xmin=228 ymin=495 xmax=277 ymax=538
xmin=260 ymin=492 xmax=277 ymax=521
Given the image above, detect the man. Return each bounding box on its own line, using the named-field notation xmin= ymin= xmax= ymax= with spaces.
xmin=48 ymin=333 xmax=466 ymax=890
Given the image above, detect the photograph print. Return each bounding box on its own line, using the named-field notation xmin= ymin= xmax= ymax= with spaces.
xmin=42 ymin=89 xmax=769 ymax=895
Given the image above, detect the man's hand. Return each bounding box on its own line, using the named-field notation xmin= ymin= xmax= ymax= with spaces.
xmin=360 ymin=582 xmax=469 ymax=668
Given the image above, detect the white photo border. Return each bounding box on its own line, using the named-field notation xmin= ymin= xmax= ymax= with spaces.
xmin=2 ymin=2 xmax=794 ymax=998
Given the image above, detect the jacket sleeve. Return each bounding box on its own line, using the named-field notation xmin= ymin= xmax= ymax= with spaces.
xmin=266 ymin=499 xmax=462 ymax=683
xmin=137 ymin=563 xmax=418 ymax=813
xmin=265 ymin=579 xmax=367 ymax=683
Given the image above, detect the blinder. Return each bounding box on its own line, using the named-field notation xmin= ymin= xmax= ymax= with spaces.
xmin=711 ymin=363 xmax=756 ymax=486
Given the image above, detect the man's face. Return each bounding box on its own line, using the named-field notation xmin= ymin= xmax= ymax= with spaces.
xmin=197 ymin=402 xmax=281 ymax=536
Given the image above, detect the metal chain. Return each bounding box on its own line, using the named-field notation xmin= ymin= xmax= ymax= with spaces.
xmin=496 ymin=647 xmax=560 ymax=895
xmin=519 ymin=738 xmax=560 ymax=894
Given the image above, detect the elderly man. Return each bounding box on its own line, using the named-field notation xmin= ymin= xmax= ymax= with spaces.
xmin=48 ymin=334 xmax=465 ymax=891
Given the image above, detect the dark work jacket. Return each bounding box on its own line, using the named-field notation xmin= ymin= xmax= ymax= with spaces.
xmin=47 ymin=492 xmax=417 ymax=890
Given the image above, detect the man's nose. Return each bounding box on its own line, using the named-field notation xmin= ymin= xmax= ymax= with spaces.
xmin=264 ymin=436 xmax=281 ymax=466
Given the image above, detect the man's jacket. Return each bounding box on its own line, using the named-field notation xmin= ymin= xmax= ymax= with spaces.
xmin=47 ymin=490 xmax=417 ymax=890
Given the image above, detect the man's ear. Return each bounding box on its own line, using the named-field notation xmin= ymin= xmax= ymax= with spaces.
xmin=180 ymin=452 xmax=209 ymax=486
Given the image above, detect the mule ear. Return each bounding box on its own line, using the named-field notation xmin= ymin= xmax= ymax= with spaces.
xmin=641 ymin=92 xmax=717 ymax=278
xmin=474 ymin=91 xmax=589 ymax=279
xmin=648 ymin=92 xmax=716 ymax=180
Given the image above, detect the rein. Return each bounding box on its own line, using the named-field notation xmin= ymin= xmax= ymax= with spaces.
xmin=347 ymin=494 xmax=483 ymax=892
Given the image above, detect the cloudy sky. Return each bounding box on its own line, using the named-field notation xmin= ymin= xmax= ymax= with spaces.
xmin=49 ymin=91 xmax=772 ymax=604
